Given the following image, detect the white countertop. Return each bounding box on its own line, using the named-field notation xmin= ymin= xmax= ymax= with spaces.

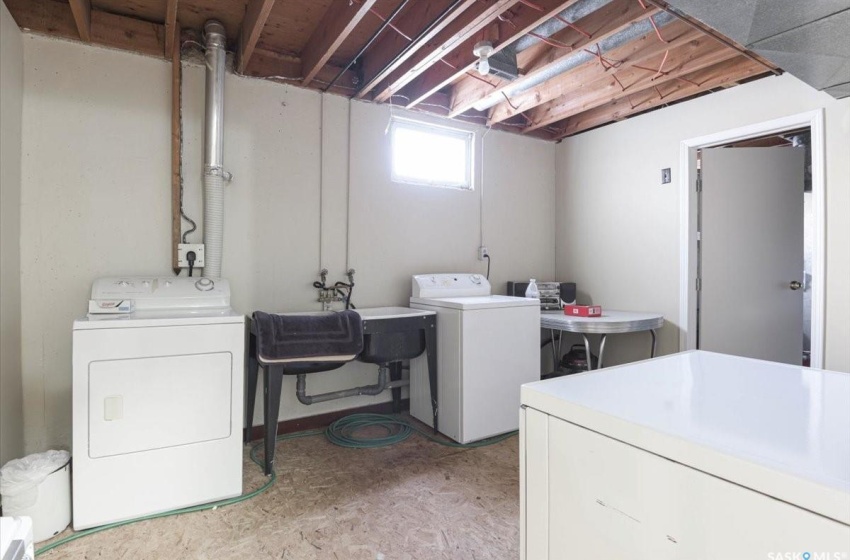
xmin=522 ymin=350 xmax=850 ymax=524
xmin=355 ymin=306 xmax=435 ymax=319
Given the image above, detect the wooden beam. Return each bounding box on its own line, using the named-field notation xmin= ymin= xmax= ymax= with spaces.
xmin=301 ymin=0 xmax=378 ymax=86
xmin=164 ymin=0 xmax=179 ymax=58
xmin=238 ymin=0 xmax=276 ymax=74
xmin=171 ymin=23 xmax=182 ymax=273
xmin=552 ymin=56 xmax=767 ymax=138
xmin=68 ymin=0 xmax=91 ymax=42
xmin=486 ymin=19 xmax=697 ymax=125
xmin=448 ymin=0 xmax=657 ymax=117
xmin=643 ymin=0 xmax=781 ymax=76
xmin=394 ymin=0 xmax=584 ymax=108
xmin=371 ymin=0 xmax=523 ymax=103
xmin=355 ymin=0 xmax=483 ymax=99
xmin=522 ymin=33 xmax=738 ymax=133
xmin=244 ymin=47 xmax=363 ymax=96
xmin=7 ymin=0 xmax=166 ymax=58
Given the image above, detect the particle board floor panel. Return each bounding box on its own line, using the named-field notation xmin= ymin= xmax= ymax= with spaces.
xmin=40 ymin=423 xmax=519 ymax=559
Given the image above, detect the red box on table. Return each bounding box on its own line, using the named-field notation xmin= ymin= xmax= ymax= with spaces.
xmin=564 ymin=305 xmax=602 ymax=317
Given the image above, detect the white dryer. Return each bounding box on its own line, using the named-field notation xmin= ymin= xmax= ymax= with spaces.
xmin=72 ymin=277 xmax=245 ymax=530
xmin=410 ymin=273 xmax=540 ymax=443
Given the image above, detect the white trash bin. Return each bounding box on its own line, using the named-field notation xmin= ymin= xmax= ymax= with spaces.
xmin=0 ymin=451 xmax=71 ymax=542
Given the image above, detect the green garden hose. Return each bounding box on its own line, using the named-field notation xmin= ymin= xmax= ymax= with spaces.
xmin=35 ymin=414 xmax=515 ymax=556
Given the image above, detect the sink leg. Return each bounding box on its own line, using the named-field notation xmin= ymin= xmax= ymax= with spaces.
xmin=244 ymin=333 xmax=259 ymax=444
xmin=389 ymin=362 xmax=403 ymax=413
xmin=263 ymin=366 xmax=283 ymax=476
xmin=425 ymin=322 xmax=438 ymax=434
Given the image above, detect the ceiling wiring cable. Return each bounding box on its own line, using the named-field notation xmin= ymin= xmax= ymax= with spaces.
xmin=35 ymin=413 xmax=514 ymax=556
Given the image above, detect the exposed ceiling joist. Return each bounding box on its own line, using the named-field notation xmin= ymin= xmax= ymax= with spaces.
xmin=523 ymin=30 xmax=738 ymax=132
xmin=68 ymin=0 xmax=92 ymax=42
xmin=238 ymin=0 xmax=276 ymax=74
xmin=354 ymin=0 xmax=479 ymax=99
xmin=643 ymin=0 xmax=780 ymax=76
xmin=396 ymin=0 xmax=584 ymax=109
xmin=371 ymin=0 xmax=524 ymax=103
xmin=300 ymin=0 xmax=379 ymax=86
xmin=486 ymin=19 xmax=699 ymax=124
xmin=448 ymin=0 xmax=658 ymax=117
xmin=553 ymin=55 xmax=767 ymax=138
xmin=164 ymin=0 xmax=179 ymax=58
xmin=7 ymin=0 xmax=165 ymax=58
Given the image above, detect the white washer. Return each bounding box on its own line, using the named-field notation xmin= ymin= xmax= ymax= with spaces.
xmin=410 ymin=273 xmax=540 ymax=443
xmin=72 ymin=277 xmax=245 ymax=530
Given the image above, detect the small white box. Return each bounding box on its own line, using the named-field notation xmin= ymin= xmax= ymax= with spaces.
xmin=177 ymin=244 xmax=205 ymax=268
xmin=2 ymin=463 xmax=71 ymax=542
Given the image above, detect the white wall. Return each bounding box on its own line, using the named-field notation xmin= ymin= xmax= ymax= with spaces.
xmin=555 ymin=73 xmax=850 ymax=372
xmin=19 ymin=35 xmax=556 ymax=452
xmin=0 ymin=2 xmax=25 ymax=466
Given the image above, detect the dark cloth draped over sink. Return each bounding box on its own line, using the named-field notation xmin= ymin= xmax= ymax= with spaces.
xmin=252 ymin=310 xmax=364 ymax=362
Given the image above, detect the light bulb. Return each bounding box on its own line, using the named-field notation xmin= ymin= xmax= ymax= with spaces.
xmin=477 ymin=57 xmax=490 ymax=76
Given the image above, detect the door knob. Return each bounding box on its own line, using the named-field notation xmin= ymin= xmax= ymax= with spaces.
xmin=789 ymin=280 xmax=802 ymax=291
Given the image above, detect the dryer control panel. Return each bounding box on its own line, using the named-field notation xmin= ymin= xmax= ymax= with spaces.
xmin=88 ymin=277 xmax=231 ymax=315
xmin=412 ymin=273 xmax=491 ymax=298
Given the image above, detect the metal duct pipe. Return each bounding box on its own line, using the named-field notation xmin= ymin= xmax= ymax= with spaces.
xmin=472 ymin=12 xmax=675 ymax=113
xmin=202 ymin=20 xmax=228 ymax=278
xmin=513 ymin=0 xmax=613 ymax=53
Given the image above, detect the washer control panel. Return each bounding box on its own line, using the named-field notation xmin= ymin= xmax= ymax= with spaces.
xmin=411 ymin=273 xmax=491 ymax=299
xmin=88 ymin=277 xmax=230 ymax=315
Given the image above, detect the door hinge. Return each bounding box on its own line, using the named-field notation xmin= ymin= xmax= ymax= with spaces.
xmin=696 ymin=231 xmax=702 ymax=242
xmin=696 ymin=176 xmax=703 ymax=192
xmin=696 ymin=277 xmax=702 ymax=291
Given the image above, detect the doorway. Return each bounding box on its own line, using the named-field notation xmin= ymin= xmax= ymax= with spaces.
xmin=679 ymin=111 xmax=825 ymax=368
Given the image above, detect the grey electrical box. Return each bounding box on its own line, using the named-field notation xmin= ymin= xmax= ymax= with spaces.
xmin=662 ymin=168 xmax=672 ymax=184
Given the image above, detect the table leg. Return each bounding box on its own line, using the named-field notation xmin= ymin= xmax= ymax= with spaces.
xmin=549 ymin=329 xmax=558 ymax=372
xmin=263 ymin=366 xmax=283 ymax=476
xmin=650 ymin=329 xmax=657 ymax=358
xmin=582 ymin=334 xmax=593 ymax=372
xmin=598 ymin=334 xmax=608 ymax=369
xmin=244 ymin=333 xmax=258 ymax=444
xmin=389 ymin=362 xmax=402 ymax=413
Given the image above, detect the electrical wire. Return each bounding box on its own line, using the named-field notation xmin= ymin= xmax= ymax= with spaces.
xmin=176 ymin=52 xmax=197 ymax=245
xmin=35 ymin=414 xmax=514 ymax=556
xmin=484 ymin=254 xmax=491 ymax=280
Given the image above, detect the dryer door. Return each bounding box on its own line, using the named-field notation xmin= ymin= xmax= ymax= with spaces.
xmin=88 ymin=351 xmax=232 ymax=458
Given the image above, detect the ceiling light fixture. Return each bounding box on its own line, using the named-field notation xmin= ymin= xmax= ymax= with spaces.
xmin=473 ymin=41 xmax=494 ymax=76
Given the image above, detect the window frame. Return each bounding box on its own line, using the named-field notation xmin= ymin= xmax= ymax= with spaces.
xmin=389 ymin=117 xmax=475 ymax=190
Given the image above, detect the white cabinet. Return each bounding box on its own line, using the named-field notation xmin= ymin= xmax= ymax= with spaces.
xmin=521 ymin=408 xmax=850 ymax=559
xmin=520 ymin=351 xmax=850 ymax=560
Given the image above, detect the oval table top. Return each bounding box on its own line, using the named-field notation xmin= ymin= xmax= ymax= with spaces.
xmin=540 ymin=310 xmax=664 ymax=334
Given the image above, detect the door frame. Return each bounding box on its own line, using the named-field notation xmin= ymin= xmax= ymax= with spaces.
xmin=678 ymin=110 xmax=825 ymax=368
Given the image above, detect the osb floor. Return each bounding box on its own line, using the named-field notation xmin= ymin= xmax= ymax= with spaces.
xmin=41 ymin=420 xmax=519 ymax=559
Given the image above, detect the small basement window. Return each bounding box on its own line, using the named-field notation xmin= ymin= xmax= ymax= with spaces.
xmin=390 ymin=119 xmax=474 ymax=189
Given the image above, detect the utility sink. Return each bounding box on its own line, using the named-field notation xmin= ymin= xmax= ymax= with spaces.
xmin=356 ymin=307 xmax=436 ymax=364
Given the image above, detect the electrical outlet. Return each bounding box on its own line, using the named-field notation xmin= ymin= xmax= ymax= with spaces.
xmin=478 ymin=246 xmax=489 ymax=261
xmin=177 ymin=243 xmax=205 ymax=268
xmin=661 ymin=168 xmax=672 ymax=184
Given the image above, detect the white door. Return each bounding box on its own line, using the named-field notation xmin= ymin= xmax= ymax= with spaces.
xmin=699 ymin=146 xmax=805 ymax=365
